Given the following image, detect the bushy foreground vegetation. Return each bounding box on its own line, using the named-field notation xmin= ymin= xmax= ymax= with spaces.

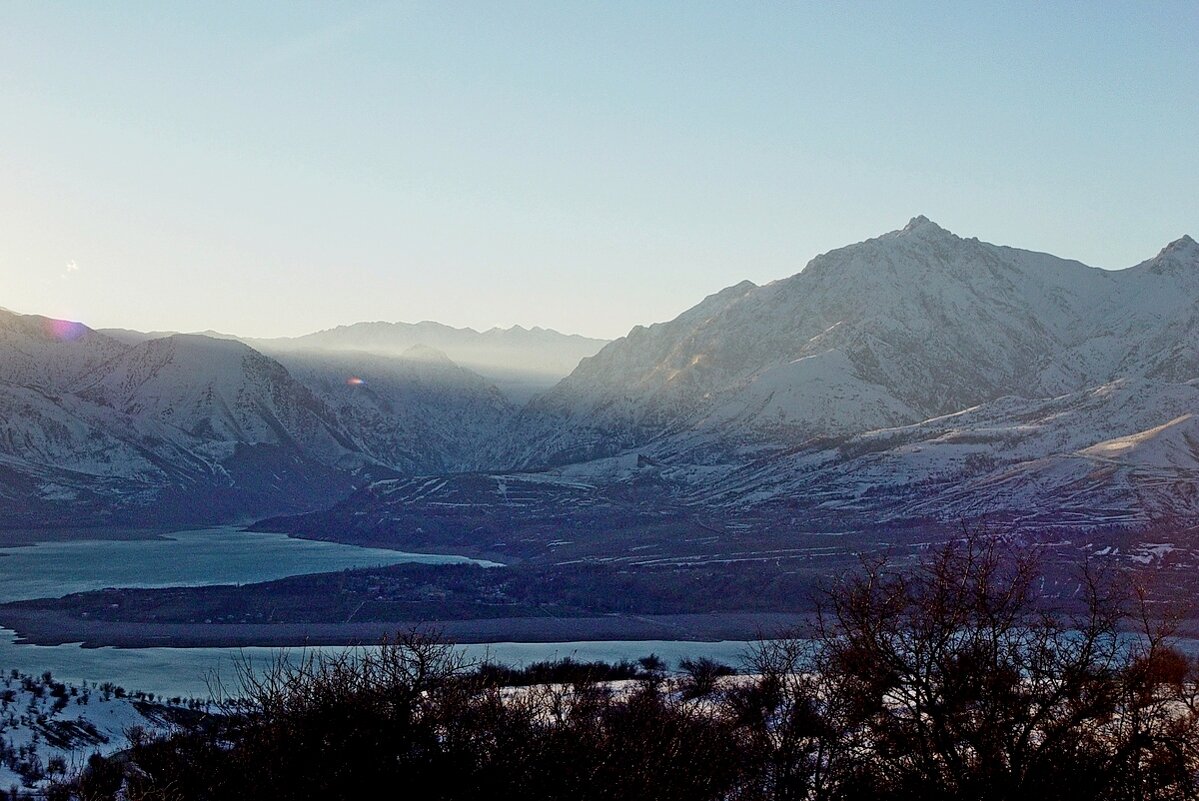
xmin=55 ymin=537 xmax=1199 ymax=800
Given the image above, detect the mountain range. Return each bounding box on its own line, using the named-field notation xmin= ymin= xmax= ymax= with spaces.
xmin=3 ymin=218 xmax=1197 ymax=571
xmin=0 ymin=315 xmax=594 ymax=524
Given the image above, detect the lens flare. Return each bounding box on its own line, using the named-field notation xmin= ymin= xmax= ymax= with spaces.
xmin=43 ymin=318 xmax=87 ymax=341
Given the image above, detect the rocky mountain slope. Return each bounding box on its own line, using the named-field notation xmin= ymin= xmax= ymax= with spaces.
xmin=270 ymin=219 xmax=1199 ymax=569
xmin=0 ymin=311 xmax=127 ymax=392
xmin=506 ymin=217 xmax=1180 ymax=467
xmin=0 ymin=312 xmax=524 ymax=525
xmin=0 ymin=320 xmax=363 ymax=523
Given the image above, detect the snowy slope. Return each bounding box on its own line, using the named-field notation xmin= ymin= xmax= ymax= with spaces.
xmin=0 ymin=309 xmax=129 ymax=393
xmin=1069 ymin=235 xmax=1199 ymax=384
xmin=694 ymin=378 xmax=1199 ymax=530
xmin=0 ymin=669 xmax=206 ymax=794
xmin=0 ymin=381 xmax=178 ymax=480
xmin=507 ymin=217 xmax=1122 ymax=467
xmin=0 ymin=330 xmax=370 ymax=523
xmin=76 ymin=334 xmax=360 ymax=468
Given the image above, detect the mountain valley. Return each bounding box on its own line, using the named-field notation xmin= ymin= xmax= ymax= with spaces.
xmin=3 ymin=218 xmax=1198 ymax=636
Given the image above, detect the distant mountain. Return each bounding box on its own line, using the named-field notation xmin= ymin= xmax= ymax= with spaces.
xmin=101 ymin=320 xmax=608 ymax=403
xmin=97 ymin=327 xmax=240 ymax=345
xmin=269 ymin=346 xmax=515 ymax=474
xmin=252 ymin=321 xmax=608 ymax=403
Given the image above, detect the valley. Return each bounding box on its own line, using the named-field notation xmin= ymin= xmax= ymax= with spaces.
xmin=1 ymin=217 xmax=1198 ymax=649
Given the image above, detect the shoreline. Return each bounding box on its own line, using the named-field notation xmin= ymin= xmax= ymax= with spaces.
xmin=0 ymin=610 xmax=810 ymax=649
xmin=0 ymin=525 xmax=175 ymax=548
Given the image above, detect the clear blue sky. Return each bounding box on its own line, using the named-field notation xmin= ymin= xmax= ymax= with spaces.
xmin=2 ymin=1 xmax=1196 ymax=339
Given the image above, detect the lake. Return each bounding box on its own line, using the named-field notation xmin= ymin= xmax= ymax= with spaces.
xmin=0 ymin=526 xmax=754 ymax=696
xmin=0 ymin=630 xmax=757 ymax=698
xmin=0 ymin=526 xmax=499 ymax=604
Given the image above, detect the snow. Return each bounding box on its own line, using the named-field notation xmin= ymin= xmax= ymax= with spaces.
xmin=0 ymin=669 xmax=208 ymax=793
xmin=508 ymin=216 xmax=1151 ymax=466
xmin=480 ymin=217 xmax=1199 ymax=540
xmin=1081 ymin=415 xmax=1199 ymax=469
xmin=3 ymin=216 xmax=1198 ymax=539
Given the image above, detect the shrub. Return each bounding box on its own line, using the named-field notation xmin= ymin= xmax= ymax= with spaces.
xmin=59 ymin=537 xmax=1199 ymax=801
xmin=737 ymin=534 xmax=1199 ymax=800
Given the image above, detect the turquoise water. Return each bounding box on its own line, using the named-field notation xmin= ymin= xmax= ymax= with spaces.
xmin=0 ymin=526 xmax=496 ymax=604
xmin=0 ymin=526 xmax=750 ymax=696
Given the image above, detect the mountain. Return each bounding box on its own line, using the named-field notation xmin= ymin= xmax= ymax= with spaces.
xmin=76 ymin=335 xmax=359 ymax=465
xmin=697 ymin=377 xmax=1199 ymax=531
xmin=103 ymin=320 xmax=608 ymax=404
xmin=265 ymin=219 xmax=1199 ymax=577
xmin=4 ymin=219 xmax=1198 ymax=560
xmin=0 ymin=309 xmax=128 ymax=392
xmin=0 ymin=324 xmax=371 ymax=523
xmin=503 ymin=219 xmax=1194 ymax=468
xmin=0 ymin=314 xmax=518 ymax=525
xmin=252 ymin=321 xmax=608 ymax=403
xmin=268 ymin=346 xmax=516 ymax=474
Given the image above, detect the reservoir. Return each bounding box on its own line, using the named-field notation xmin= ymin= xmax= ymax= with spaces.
xmin=0 ymin=526 xmax=751 ymax=695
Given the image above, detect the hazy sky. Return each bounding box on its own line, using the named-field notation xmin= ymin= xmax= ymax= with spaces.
xmin=2 ymin=2 xmax=1196 ymax=339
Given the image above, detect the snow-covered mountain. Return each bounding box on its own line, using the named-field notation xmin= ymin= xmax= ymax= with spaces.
xmin=268 ymin=218 xmax=1199 ymax=570
xmin=0 ymin=323 xmax=368 ymax=523
xmin=4 ymin=219 xmax=1198 ymax=548
xmin=0 ymin=314 xmax=519 ymax=525
xmin=504 ymin=220 xmax=1198 ymax=470
xmin=76 ymin=335 xmax=359 ymax=466
xmin=0 ymin=310 xmax=128 ymax=392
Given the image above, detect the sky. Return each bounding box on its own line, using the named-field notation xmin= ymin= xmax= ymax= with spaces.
xmin=1 ymin=2 xmax=1197 ymax=340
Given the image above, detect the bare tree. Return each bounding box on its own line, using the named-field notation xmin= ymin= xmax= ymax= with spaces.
xmin=741 ymin=534 xmax=1199 ymax=801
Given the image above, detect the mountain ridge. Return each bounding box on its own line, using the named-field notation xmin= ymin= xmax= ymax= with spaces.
xmin=279 ymin=217 xmax=1198 ymax=575
xmin=3 ymin=218 xmax=1197 ymax=553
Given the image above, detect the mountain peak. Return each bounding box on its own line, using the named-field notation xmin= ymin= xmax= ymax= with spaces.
xmin=899 ymin=215 xmax=954 ymax=238
xmin=1143 ymin=234 xmax=1199 ymax=275
xmin=1164 ymin=234 xmax=1197 ymax=255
